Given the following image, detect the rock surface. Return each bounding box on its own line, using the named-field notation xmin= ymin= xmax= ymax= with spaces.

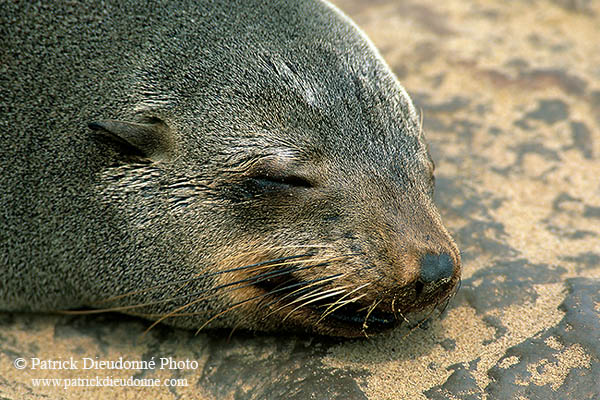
xmin=1 ymin=0 xmax=599 ymax=398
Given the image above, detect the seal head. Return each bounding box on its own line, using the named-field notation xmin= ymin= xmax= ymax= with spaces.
xmin=1 ymin=0 xmax=460 ymax=337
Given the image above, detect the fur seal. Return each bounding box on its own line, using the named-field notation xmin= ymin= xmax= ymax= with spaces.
xmin=0 ymin=0 xmax=461 ymax=337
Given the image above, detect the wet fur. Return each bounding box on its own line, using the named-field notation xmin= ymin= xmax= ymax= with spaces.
xmin=0 ymin=0 xmax=460 ymax=337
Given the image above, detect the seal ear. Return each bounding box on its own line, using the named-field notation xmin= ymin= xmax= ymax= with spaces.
xmin=88 ymin=119 xmax=173 ymax=161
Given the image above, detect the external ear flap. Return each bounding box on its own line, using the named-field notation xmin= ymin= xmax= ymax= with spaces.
xmin=88 ymin=119 xmax=173 ymax=161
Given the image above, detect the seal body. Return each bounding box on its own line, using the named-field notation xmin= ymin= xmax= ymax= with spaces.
xmin=0 ymin=0 xmax=460 ymax=337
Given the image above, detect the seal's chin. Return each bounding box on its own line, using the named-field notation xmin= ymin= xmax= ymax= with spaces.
xmin=319 ymin=302 xmax=399 ymax=333
xmin=254 ymin=274 xmax=458 ymax=338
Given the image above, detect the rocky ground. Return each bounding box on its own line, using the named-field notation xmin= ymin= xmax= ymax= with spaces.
xmin=1 ymin=0 xmax=599 ymax=399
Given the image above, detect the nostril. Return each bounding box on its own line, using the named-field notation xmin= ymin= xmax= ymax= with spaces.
xmin=420 ymin=253 xmax=454 ymax=283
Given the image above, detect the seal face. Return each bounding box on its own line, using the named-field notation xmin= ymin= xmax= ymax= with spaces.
xmin=0 ymin=0 xmax=460 ymax=337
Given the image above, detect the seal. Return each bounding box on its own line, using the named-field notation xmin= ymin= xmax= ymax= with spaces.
xmin=0 ymin=0 xmax=461 ymax=337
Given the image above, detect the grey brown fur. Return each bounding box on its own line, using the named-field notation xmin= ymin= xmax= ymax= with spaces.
xmin=0 ymin=0 xmax=460 ymax=337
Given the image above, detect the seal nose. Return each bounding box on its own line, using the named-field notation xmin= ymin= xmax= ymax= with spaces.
xmin=419 ymin=253 xmax=454 ymax=284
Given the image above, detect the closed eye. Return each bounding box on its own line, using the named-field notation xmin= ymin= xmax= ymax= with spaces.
xmin=250 ymin=174 xmax=313 ymax=190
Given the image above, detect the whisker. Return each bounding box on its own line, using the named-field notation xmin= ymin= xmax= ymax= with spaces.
xmin=397 ymin=311 xmax=410 ymax=324
xmin=281 ymin=288 xmax=348 ymax=322
xmin=63 ymin=261 xmax=327 ymax=317
xmin=167 ymin=257 xmax=330 ymax=297
xmin=167 ymin=273 xmax=345 ymax=326
xmin=391 ymin=295 xmax=398 ymax=319
xmin=142 ymin=261 xmax=334 ymax=332
xmin=437 ymin=295 xmax=452 ymax=316
xmin=316 ymin=292 xmax=370 ymax=324
xmin=219 ymin=255 xmax=352 ymax=280
xmin=93 ymin=250 xmax=357 ymax=306
xmin=92 ymin=253 xmax=315 ymax=305
xmin=193 ymin=288 xmax=288 ymax=334
xmin=316 ymin=282 xmax=372 ymax=322
xmin=265 ymin=283 xmax=350 ymax=319
xmin=226 ymin=275 xmax=340 ymax=333
xmin=396 ymin=306 xmax=439 ymax=342
xmin=212 ymin=244 xmax=335 ymax=273
xmin=58 ymin=248 xmax=364 ymax=335
xmin=361 ymin=298 xmax=383 ymax=332
xmin=258 ymin=273 xmax=347 ymax=313
xmin=64 ymin=260 xmax=335 ymax=316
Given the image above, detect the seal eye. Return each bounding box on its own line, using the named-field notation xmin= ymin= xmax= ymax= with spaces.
xmin=251 ymin=174 xmax=312 ymax=190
